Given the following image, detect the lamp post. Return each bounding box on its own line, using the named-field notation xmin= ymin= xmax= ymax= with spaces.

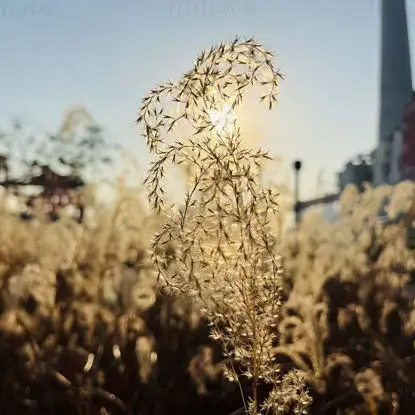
xmin=293 ymin=160 xmax=302 ymax=226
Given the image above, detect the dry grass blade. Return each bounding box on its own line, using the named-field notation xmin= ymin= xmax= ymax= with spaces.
xmin=137 ymin=37 xmax=311 ymax=415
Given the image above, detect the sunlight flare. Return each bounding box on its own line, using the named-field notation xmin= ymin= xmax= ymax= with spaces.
xmin=208 ymin=103 xmax=236 ymax=134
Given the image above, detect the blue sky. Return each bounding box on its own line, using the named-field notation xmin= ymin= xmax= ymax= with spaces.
xmin=1 ymin=0 xmax=414 ymax=200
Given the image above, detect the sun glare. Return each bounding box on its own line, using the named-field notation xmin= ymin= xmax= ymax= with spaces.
xmin=208 ymin=103 xmax=236 ymax=134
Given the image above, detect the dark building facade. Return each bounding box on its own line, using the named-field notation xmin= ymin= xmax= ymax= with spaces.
xmin=338 ymin=155 xmax=373 ymax=193
xmin=402 ymin=92 xmax=415 ymax=180
xmin=374 ymin=0 xmax=413 ymax=185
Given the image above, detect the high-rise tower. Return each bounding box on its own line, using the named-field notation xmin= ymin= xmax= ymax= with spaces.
xmin=374 ymin=0 xmax=413 ymax=185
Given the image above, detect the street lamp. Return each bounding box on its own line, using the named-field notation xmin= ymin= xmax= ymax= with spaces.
xmin=293 ymin=160 xmax=302 ymax=226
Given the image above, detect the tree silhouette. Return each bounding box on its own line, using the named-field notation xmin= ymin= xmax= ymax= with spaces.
xmin=0 ymin=107 xmax=118 ymax=195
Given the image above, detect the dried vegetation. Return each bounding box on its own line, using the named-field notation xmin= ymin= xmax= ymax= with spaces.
xmin=1 ymin=38 xmax=414 ymax=415
xmin=280 ymin=181 xmax=415 ymax=414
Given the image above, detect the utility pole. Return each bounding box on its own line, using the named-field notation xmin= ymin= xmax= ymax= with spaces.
xmin=293 ymin=160 xmax=302 ymax=226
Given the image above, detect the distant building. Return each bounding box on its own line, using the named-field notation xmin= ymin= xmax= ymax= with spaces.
xmin=335 ymin=0 xmax=413 ymax=191
xmin=402 ymin=92 xmax=415 ymax=180
xmin=389 ymin=128 xmax=404 ymax=184
xmin=374 ymin=127 xmax=403 ymax=185
xmin=374 ymin=0 xmax=413 ymax=185
xmin=338 ymin=154 xmax=373 ymax=193
xmin=372 ymin=91 xmax=415 ymax=185
xmin=294 ymin=0 xmax=415 ymax=223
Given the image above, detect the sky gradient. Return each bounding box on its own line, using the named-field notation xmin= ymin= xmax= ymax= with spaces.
xmin=1 ymin=0 xmax=415 ymax=200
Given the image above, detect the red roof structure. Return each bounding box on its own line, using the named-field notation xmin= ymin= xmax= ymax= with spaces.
xmin=402 ymin=91 xmax=415 ymax=179
xmin=0 ymin=160 xmax=84 ymax=209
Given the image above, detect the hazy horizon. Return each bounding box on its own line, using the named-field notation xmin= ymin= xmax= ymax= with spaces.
xmin=1 ymin=0 xmax=415 ymax=200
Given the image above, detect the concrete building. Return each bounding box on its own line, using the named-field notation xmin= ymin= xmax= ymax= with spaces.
xmin=389 ymin=128 xmax=404 ymax=184
xmin=374 ymin=0 xmax=413 ymax=185
xmin=374 ymin=128 xmax=403 ymax=185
